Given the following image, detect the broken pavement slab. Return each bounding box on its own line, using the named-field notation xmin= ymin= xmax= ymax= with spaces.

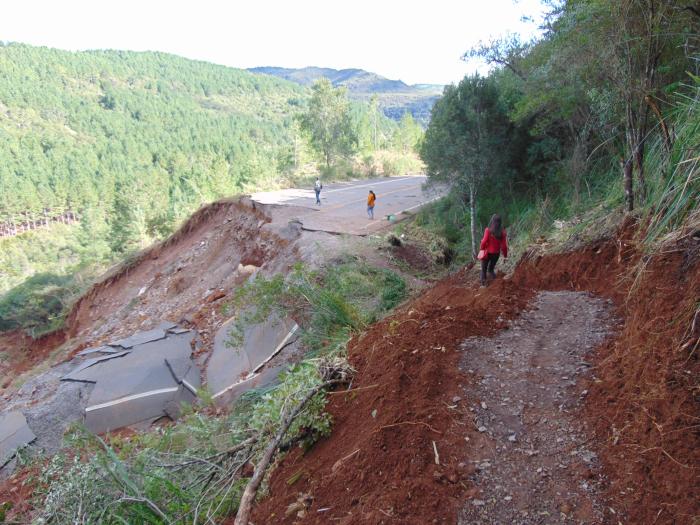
xmin=82 ymin=330 xmax=200 ymax=433
xmin=207 ymin=315 xmax=299 ymax=402
xmin=108 ymin=327 xmax=168 ymax=349
xmin=61 ymin=351 xmax=131 ymax=382
xmin=77 ymin=345 xmax=122 ymax=356
xmin=0 ymin=411 xmax=36 ymax=467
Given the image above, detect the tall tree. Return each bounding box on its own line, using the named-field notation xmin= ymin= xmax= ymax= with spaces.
xmin=421 ymin=76 xmax=509 ymax=256
xmin=299 ymin=79 xmax=358 ymax=168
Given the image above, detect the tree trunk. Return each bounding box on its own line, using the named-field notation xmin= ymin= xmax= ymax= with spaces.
xmin=634 ymin=142 xmax=646 ymax=203
xmin=469 ymin=182 xmax=478 ymax=258
xmin=623 ymin=156 xmax=634 ymax=212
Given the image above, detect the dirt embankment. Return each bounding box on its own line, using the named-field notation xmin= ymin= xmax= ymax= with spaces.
xmin=64 ymin=198 xmax=290 ymax=347
xmin=0 ymin=330 xmax=66 ymax=388
xmin=250 ymin=220 xmax=699 ymax=524
xmin=0 ymin=198 xmax=304 ymax=375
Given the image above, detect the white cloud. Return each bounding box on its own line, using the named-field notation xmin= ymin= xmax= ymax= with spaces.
xmin=0 ymin=0 xmax=546 ymax=85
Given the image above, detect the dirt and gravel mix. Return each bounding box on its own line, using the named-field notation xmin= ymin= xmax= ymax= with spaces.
xmin=458 ymin=291 xmax=615 ymax=524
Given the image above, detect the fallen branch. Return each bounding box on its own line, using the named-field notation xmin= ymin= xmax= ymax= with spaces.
xmin=234 ymin=379 xmax=343 ymax=525
xmin=155 ymin=436 xmax=258 ymax=470
xmin=373 ymin=420 xmax=442 ymax=434
xmin=326 ymin=383 xmax=380 ymax=395
xmin=119 ymin=496 xmax=172 ymax=524
xmin=432 ymin=441 xmax=440 ymax=465
xmin=332 ymin=448 xmax=360 ymax=473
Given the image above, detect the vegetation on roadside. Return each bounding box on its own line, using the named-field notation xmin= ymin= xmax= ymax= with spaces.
xmin=226 ymin=257 xmax=407 ymax=353
xmin=419 ymin=0 xmax=699 ymax=261
xmin=34 ymin=358 xmax=342 ymax=524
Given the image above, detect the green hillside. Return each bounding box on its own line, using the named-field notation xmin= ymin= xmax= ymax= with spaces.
xmin=0 ymin=44 xmax=423 ymax=333
xmin=0 ymin=43 xmax=306 ymax=236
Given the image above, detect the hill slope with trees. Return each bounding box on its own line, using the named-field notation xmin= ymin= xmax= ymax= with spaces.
xmin=249 ymin=66 xmax=442 ymax=124
xmin=0 ymin=44 xmax=424 ymax=334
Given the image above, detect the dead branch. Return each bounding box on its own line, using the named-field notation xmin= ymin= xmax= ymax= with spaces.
xmin=373 ymin=420 xmax=442 ymax=434
xmin=119 ymin=496 xmax=172 ymax=524
xmin=155 ymin=435 xmax=258 ymax=470
xmin=234 ymin=379 xmax=343 ymax=525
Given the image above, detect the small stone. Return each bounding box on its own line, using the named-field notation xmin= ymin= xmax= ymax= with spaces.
xmin=371 ymin=409 xmax=377 ymax=418
xmin=480 ymin=401 xmax=487 ymax=409
xmin=508 ymin=434 xmax=517 ymax=442
xmin=452 ymin=396 xmax=462 ymax=403
xmin=472 ymin=499 xmax=486 ymax=507
xmin=478 ymin=426 xmax=487 ymax=433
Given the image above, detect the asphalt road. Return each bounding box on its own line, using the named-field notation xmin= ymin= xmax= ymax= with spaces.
xmin=251 ymin=175 xmax=441 ymax=235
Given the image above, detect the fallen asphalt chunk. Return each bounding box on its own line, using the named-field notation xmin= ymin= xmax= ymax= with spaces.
xmin=208 ymin=315 xmax=298 ymax=402
xmin=108 ymin=327 xmax=168 ymax=349
xmin=157 ymin=320 xmax=178 ymax=331
xmin=77 ymin=345 xmax=121 ymax=356
xmin=0 ymin=411 xmax=37 ymax=467
xmin=165 ymin=357 xmax=200 ymax=395
xmin=61 ymin=351 xmax=131 ymax=382
xmin=83 ymin=331 xmax=199 ymax=433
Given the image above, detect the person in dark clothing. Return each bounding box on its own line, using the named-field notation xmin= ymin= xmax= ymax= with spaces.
xmin=479 ymin=214 xmax=508 ymax=286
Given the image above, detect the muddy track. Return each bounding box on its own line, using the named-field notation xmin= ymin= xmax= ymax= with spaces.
xmin=458 ymin=291 xmax=615 ymax=524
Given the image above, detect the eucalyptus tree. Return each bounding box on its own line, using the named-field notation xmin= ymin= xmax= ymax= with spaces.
xmin=299 ymin=79 xmax=358 ymax=168
xmin=421 ymin=75 xmax=509 ymax=257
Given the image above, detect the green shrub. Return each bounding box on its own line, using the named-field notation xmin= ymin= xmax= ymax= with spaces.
xmin=0 ymin=272 xmax=80 ymax=336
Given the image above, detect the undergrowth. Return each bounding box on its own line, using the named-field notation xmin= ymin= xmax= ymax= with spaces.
xmin=32 ymin=358 xmax=343 ymax=524
xmin=415 ymin=77 xmax=699 ymax=268
xmin=225 ymin=256 xmax=407 ymax=354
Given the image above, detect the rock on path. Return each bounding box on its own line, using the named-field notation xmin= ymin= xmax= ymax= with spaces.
xmin=458 ymin=291 xmax=616 ymax=524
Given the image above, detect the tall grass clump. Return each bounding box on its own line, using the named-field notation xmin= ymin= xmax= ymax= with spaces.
xmin=643 ymin=78 xmax=700 ymax=245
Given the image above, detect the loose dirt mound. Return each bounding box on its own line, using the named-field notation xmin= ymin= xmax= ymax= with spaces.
xmin=389 ymin=243 xmax=435 ymax=273
xmin=250 ymin=221 xmax=700 ymax=524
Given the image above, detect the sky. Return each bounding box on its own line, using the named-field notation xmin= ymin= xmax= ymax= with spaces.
xmin=0 ymin=0 xmax=547 ymax=86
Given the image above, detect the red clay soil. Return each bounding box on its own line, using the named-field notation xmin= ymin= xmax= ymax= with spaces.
xmin=249 ymin=220 xmax=700 ymax=524
xmin=0 ymin=329 xmax=65 ymax=387
xmin=515 ymin=224 xmax=700 ymax=525
xmin=390 ymin=243 xmax=435 ymax=273
xmin=0 ymin=465 xmax=42 ymax=522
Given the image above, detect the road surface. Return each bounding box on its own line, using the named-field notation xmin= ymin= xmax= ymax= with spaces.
xmin=251 ymin=175 xmax=440 ymax=235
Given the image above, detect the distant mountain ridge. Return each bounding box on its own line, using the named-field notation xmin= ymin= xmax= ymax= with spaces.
xmin=248 ymin=66 xmax=442 ymax=125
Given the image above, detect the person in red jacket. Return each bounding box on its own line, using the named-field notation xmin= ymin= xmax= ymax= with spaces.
xmin=480 ymin=214 xmax=508 ymax=285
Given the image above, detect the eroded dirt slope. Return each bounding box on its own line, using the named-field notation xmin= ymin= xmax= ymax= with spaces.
xmin=65 ymin=198 xmax=291 ymax=350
